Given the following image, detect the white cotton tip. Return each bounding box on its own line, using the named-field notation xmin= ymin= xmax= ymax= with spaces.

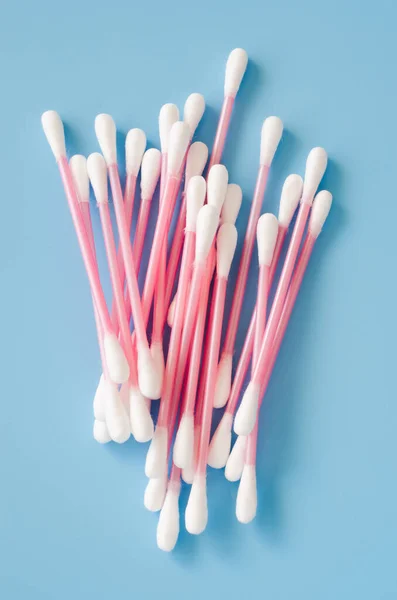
xmin=182 ymin=465 xmax=194 ymax=484
xmin=157 ymin=485 xmax=181 ymax=552
xmin=144 ymin=475 xmax=167 ymax=512
xmin=234 ymin=382 xmax=261 ymax=436
xmin=93 ymin=374 xmax=106 ymax=421
xmin=185 ymin=475 xmax=208 ymax=535
xmin=145 ymin=426 xmax=168 ymax=478
xmin=309 ymin=190 xmax=333 ymax=237
xmin=167 ymin=121 xmax=190 ymax=176
xmin=137 ymin=344 xmax=162 ymax=400
xmin=41 ymin=110 xmax=66 ymax=160
xmin=214 ymin=354 xmax=233 ymax=408
xmin=167 ymin=296 xmax=176 ymax=327
xmin=129 ymin=386 xmax=154 ymax=443
xmin=70 ymin=155 xmax=89 ymax=203
xmin=260 ymin=116 xmax=283 ymax=166
xmin=302 ymin=147 xmax=328 ymax=203
xmin=225 ymin=435 xmax=246 ymax=481
xmin=278 ymin=174 xmax=303 ymax=228
xmin=103 ymin=333 xmax=130 ymax=384
xmin=195 ymin=205 xmax=220 ymax=263
xmin=103 ymin=380 xmax=130 ymax=443
xmin=150 ymin=341 xmax=165 ymax=393
xmin=119 ymin=382 xmax=130 ymax=419
xmin=93 ymin=419 xmax=111 ymax=444
xmin=140 ymin=148 xmax=161 ymax=200
xmin=184 ymin=93 xmax=205 ymax=137
xmin=207 ymin=413 xmax=233 ymax=468
xmin=86 ymin=153 xmax=108 ymax=204
xmin=94 ymin=114 xmax=117 ymax=166
xmin=216 ymin=223 xmax=238 ymax=278
xmin=257 ymin=213 xmax=279 ymax=266
xmin=221 ymin=184 xmax=242 ymax=225
xmin=236 ymin=464 xmax=257 ymax=523
xmin=125 ymin=128 xmax=146 ymax=176
xmin=186 ymin=176 xmax=206 ymax=231
xmin=224 ymin=48 xmax=248 ymax=98
xmin=173 ymin=414 xmax=194 ymax=469
xmin=185 ymin=142 xmax=208 ymax=184
xmin=207 ymin=164 xmax=229 ymax=213
xmin=159 ymin=104 xmax=180 ymax=153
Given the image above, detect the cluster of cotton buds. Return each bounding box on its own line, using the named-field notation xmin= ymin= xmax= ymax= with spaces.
xmin=41 ymin=48 xmax=333 ymax=552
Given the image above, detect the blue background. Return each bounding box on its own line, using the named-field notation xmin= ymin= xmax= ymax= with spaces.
xmin=2 ymin=0 xmax=397 ymax=598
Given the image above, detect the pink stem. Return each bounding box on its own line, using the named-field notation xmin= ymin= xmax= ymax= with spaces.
xmin=207 ymin=95 xmax=235 ymax=171
xmin=197 ymin=276 xmax=228 ymax=474
xmin=57 ymin=157 xmax=114 ymax=335
xmin=152 ymin=154 xmax=168 ymax=344
xmin=164 ymin=193 xmax=187 ymax=314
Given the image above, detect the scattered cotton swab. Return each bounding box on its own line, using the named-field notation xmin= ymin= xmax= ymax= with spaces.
xmin=208 ymin=173 xmax=302 ymax=467
xmin=234 ymin=148 xmax=328 ymax=436
xmin=41 ymin=111 xmax=129 ymax=385
xmin=214 ymin=117 xmax=283 ymax=410
xmin=208 ymin=48 xmax=248 ymax=170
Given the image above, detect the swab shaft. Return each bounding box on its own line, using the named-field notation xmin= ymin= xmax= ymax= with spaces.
xmin=152 ymin=154 xmax=168 ymax=343
xmin=208 ymin=95 xmax=235 ymax=171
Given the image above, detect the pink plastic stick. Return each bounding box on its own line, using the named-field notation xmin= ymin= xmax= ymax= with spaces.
xmin=245 ymin=234 xmax=316 ymax=465
xmin=164 ymin=192 xmax=187 ymax=312
xmin=221 ymin=165 xmax=270 ymax=357
xmin=245 ymin=263 xmax=270 ymax=465
xmin=196 ymin=276 xmax=228 ymax=474
xmin=110 ymin=173 xmax=137 ymax=330
xmin=79 ymin=202 xmax=108 ymax=378
xmin=182 ymin=250 xmax=215 ymax=418
xmin=98 ymin=201 xmax=138 ymax=383
xmin=152 ymin=153 xmax=168 ymax=344
xmin=57 ymin=157 xmax=114 ymax=335
xmin=223 ymin=228 xmax=286 ymax=416
xmin=207 ymin=95 xmax=235 ymax=171
xmin=141 ymin=174 xmax=180 ymax=324
xmin=156 ymin=232 xmax=196 ymax=428
xmin=108 ymin=164 xmax=149 ymax=350
xmin=251 ymin=202 xmax=311 ymax=388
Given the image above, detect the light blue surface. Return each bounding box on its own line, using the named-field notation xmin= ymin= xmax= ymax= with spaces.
xmin=1 ymin=0 xmax=397 ymax=598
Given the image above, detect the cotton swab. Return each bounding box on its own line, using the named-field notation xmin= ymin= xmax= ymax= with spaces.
xmin=235 ymin=213 xmax=278 ymax=523
xmin=94 ymin=114 xmax=160 ymax=400
xmin=208 ymin=174 xmax=303 ymax=467
xmin=70 ymin=155 xmax=111 ymax=443
xmin=175 ymin=223 xmax=237 ymax=470
xmin=208 ymin=48 xmax=248 ymax=171
xmin=109 ymin=128 xmax=146 ymax=330
xmin=41 ymin=111 xmax=129 ymax=385
xmin=234 ymin=190 xmax=333 ymax=522
xmin=234 ymin=147 xmax=328 ymax=436
xmin=145 ymin=200 xmax=219 ymax=479
xmin=184 ymin=224 xmax=237 ymax=534
xmin=214 ymin=117 xmax=283 ymax=409
xmin=165 ymin=141 xmax=209 ymax=324
xmin=184 ymin=93 xmax=206 ymax=139
xmin=156 ymin=463 xmax=181 ymax=551
xmin=87 ymin=153 xmax=146 ymax=443
xmin=151 ymin=104 xmax=180 ymax=384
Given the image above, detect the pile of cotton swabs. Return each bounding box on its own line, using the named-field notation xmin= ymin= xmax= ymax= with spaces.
xmin=41 ymin=48 xmax=332 ymax=551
